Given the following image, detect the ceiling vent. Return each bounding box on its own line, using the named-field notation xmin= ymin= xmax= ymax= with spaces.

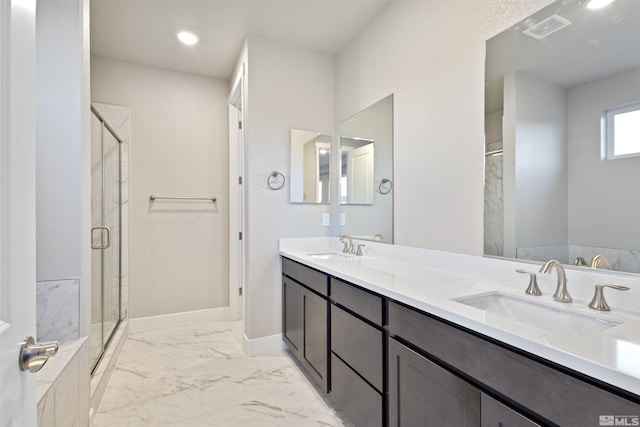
xmin=523 ymin=15 xmax=572 ymax=40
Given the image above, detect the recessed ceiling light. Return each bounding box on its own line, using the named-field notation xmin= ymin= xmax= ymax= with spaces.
xmin=176 ymin=30 xmax=199 ymax=46
xmin=586 ymin=0 xmax=615 ymax=10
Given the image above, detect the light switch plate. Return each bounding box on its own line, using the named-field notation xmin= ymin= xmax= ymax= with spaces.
xmin=322 ymin=213 xmax=330 ymax=226
xmin=340 ymin=213 xmax=346 ymax=226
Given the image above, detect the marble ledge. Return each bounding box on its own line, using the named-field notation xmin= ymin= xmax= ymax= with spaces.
xmin=37 ymin=337 xmax=87 ymax=404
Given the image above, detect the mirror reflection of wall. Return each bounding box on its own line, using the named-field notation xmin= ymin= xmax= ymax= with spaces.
xmin=290 ymin=129 xmax=331 ymax=204
xmin=484 ymin=0 xmax=640 ymax=274
xmin=339 ymin=94 xmax=393 ymax=243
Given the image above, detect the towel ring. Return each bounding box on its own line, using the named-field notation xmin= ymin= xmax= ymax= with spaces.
xmin=378 ymin=178 xmax=393 ymax=195
xmin=267 ymin=171 xmax=286 ymax=190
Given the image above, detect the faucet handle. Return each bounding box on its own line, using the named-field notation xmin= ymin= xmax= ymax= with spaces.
xmin=356 ymin=244 xmax=366 ymax=256
xmin=515 ymin=269 xmax=542 ymax=296
xmin=588 ymin=284 xmax=630 ymax=311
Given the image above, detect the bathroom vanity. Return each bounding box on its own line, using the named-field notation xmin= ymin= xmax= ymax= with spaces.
xmin=280 ymin=238 xmax=640 ymax=427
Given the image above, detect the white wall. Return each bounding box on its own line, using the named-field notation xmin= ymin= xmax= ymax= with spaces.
xmin=567 ymin=68 xmax=640 ymax=250
xmin=485 ymin=111 xmax=502 ymax=146
xmin=504 ymin=71 xmax=568 ymax=256
xmin=36 ymin=0 xmax=91 ymax=337
xmin=243 ymin=35 xmax=335 ymax=340
xmin=91 ymin=57 xmax=230 ymax=319
xmin=335 ymin=0 xmax=554 ymax=255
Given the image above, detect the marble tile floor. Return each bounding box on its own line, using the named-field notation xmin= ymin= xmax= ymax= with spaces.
xmin=94 ymin=321 xmax=349 ymax=426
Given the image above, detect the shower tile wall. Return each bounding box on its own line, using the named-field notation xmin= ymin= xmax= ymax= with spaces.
xmin=517 ymin=244 xmax=640 ymax=274
xmin=37 ymin=278 xmax=80 ymax=343
xmin=484 ymin=141 xmax=503 ymax=257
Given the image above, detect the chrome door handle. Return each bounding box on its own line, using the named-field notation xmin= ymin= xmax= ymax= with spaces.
xmin=19 ymin=336 xmax=59 ymax=373
xmin=91 ymin=226 xmax=111 ymax=249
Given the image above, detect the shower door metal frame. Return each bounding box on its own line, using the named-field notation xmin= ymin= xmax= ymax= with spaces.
xmin=90 ymin=105 xmax=122 ymax=374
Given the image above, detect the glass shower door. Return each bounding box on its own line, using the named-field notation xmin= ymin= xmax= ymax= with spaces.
xmin=90 ymin=110 xmax=121 ymax=371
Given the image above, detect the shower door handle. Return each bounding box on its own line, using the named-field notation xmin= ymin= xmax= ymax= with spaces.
xmin=91 ymin=226 xmax=111 ymax=249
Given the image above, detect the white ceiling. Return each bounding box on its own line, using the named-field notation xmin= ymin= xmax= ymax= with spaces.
xmin=485 ymin=0 xmax=640 ymax=114
xmin=90 ymin=0 xmax=393 ymax=81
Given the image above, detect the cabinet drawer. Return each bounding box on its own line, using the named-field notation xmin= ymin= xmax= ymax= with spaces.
xmin=388 ymin=301 xmax=640 ymax=426
xmin=331 ymin=277 xmax=383 ymax=325
xmin=330 ymin=353 xmax=383 ymax=427
xmin=331 ymin=305 xmax=383 ymax=392
xmin=282 ymin=257 xmax=328 ymax=296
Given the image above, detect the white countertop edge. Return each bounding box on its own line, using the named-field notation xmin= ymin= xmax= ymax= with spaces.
xmin=279 ymin=246 xmax=640 ymax=397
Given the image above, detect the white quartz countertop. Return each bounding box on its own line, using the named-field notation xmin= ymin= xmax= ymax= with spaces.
xmin=279 ymin=237 xmax=640 ymax=397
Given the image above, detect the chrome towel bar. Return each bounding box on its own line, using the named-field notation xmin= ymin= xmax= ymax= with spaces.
xmin=150 ymin=195 xmax=217 ymax=202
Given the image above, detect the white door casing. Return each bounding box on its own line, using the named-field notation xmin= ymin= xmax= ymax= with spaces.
xmin=228 ymin=64 xmax=245 ymax=320
xmin=0 ymin=0 xmax=38 ymax=425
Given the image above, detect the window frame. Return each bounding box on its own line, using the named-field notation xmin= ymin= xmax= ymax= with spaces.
xmin=604 ymin=101 xmax=640 ymax=160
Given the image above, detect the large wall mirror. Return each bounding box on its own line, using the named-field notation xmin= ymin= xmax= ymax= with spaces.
xmin=339 ymin=94 xmax=393 ymax=243
xmin=290 ymin=129 xmax=331 ymax=204
xmin=484 ymin=0 xmax=640 ymax=274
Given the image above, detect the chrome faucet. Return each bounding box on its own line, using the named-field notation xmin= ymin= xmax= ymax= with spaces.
xmin=589 ymin=255 xmax=610 ymax=269
xmin=573 ymin=257 xmax=588 ymax=266
xmin=539 ymin=260 xmax=572 ymax=303
xmin=339 ymin=234 xmax=354 ymax=254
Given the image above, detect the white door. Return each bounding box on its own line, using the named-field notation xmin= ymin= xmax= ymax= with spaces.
xmin=0 ymin=1 xmax=39 ymax=425
xmin=347 ymin=143 xmax=375 ymax=204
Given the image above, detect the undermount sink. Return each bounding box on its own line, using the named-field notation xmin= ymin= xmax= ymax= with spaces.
xmin=307 ymin=252 xmax=352 ymax=260
xmin=454 ymin=292 xmax=623 ymax=336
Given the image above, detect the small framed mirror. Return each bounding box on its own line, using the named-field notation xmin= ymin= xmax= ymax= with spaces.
xmin=290 ymin=129 xmax=331 ymax=204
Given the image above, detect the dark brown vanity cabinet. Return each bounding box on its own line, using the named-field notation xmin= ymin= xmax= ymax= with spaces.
xmin=282 ymin=257 xmax=329 ymax=391
xmin=388 ymin=301 xmax=639 ymax=427
xmin=281 ymin=257 xmax=640 ymax=427
xmin=329 ymin=278 xmax=385 ymax=427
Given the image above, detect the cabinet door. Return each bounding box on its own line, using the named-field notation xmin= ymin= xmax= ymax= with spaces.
xmin=331 ymin=353 xmax=383 ymax=427
xmin=481 ymin=394 xmax=540 ymax=427
xmin=283 ymin=277 xmax=302 ymax=353
xmin=389 ymin=338 xmax=480 ymax=427
xmin=302 ymin=288 xmax=328 ymax=391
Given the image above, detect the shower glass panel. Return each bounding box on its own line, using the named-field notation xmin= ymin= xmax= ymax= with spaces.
xmin=90 ymin=108 xmax=121 ymax=372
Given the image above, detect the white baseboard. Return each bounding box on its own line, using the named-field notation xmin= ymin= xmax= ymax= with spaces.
xmin=243 ymin=332 xmax=286 ymax=356
xmin=129 ymin=306 xmax=231 ymax=333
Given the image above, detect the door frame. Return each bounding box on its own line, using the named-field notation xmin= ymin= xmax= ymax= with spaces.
xmin=228 ymin=63 xmax=245 ymax=321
